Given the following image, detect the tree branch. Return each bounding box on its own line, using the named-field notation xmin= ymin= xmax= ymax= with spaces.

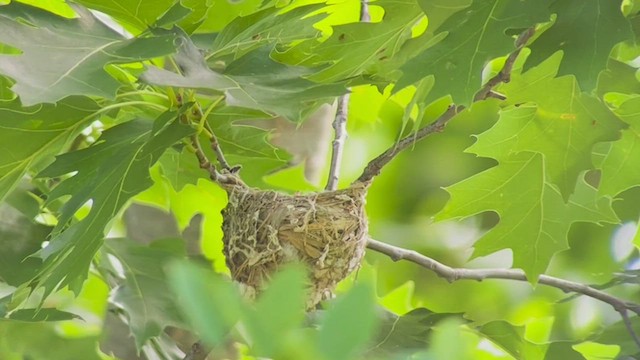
xmin=326 ymin=94 xmax=349 ymax=191
xmin=190 ymin=133 xmax=244 ymax=187
xmin=473 ymin=27 xmax=535 ymax=102
xmin=356 ymin=104 xmax=462 ymax=184
xmin=325 ymin=0 xmax=370 ymax=190
xmin=366 ymin=238 xmax=640 ymax=348
xmin=356 ymin=28 xmax=534 ymax=185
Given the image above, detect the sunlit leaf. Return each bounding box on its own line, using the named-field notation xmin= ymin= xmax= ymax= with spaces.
xmin=398 ymin=0 xmax=550 ymax=105
xmin=437 ymin=153 xmax=619 ymax=280
xmin=0 ymin=2 xmax=176 ymax=105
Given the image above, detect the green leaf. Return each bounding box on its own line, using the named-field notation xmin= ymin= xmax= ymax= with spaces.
xmin=0 ymin=2 xmax=176 ymax=105
xmin=166 ymin=260 xmax=245 ymax=347
xmin=0 ymin=320 xmax=107 ymax=360
xmin=437 ymin=152 xmax=619 ymax=280
xmin=526 ymin=0 xmax=634 ymax=91
xmin=317 ymin=283 xmax=378 ymax=360
xmin=75 ymin=0 xmax=210 ymax=33
xmin=397 ymin=0 xmax=550 ymax=105
xmin=475 ymin=52 xmax=623 ymax=198
xmin=368 ymin=308 xmax=462 ymax=357
xmin=34 ymin=112 xmax=193 ymax=297
xmin=245 ymin=265 xmax=307 ymax=357
xmin=141 ymin=30 xmax=345 ymax=121
xmin=478 ymin=321 xmax=546 ymax=359
xmin=208 ymin=5 xmax=325 ymax=60
xmin=596 ymin=59 xmax=640 ymax=97
xmin=8 ymin=308 xmax=80 ymax=322
xmin=299 ymin=0 xmax=424 ymax=83
xmin=208 ymin=106 xmax=290 ymax=187
xmin=417 ymin=0 xmax=472 ymax=35
xmin=102 ymin=238 xmax=186 ymax=348
xmin=0 ymin=201 xmax=50 ymax=286
xmin=195 ymin=0 xmax=263 ymax=32
xmin=0 ymin=96 xmax=100 ymax=204
xmin=590 ymin=317 xmax=640 ymax=358
xmin=599 ymin=96 xmax=640 ymax=196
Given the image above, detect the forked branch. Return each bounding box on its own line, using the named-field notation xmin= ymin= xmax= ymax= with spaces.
xmin=356 ymin=28 xmax=535 ymax=185
xmin=356 ymin=104 xmax=462 ymax=183
xmin=366 ymin=238 xmax=640 ymax=349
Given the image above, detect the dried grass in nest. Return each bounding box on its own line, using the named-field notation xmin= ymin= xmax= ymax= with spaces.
xmin=221 ymin=182 xmax=369 ymax=308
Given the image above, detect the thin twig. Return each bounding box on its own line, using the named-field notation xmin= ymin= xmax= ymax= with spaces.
xmin=366 ymin=238 xmax=640 ymax=348
xmin=190 ymin=133 xmax=243 ymax=186
xmin=356 ymin=104 xmax=462 ymax=184
xmin=182 ymin=340 xmax=211 ymax=360
xmin=326 ymin=95 xmax=349 ymax=190
xmin=356 ymin=28 xmax=535 ymax=184
xmin=204 ymin=121 xmax=232 ymax=171
xmin=474 ymin=27 xmax=535 ymax=102
xmin=325 ymin=0 xmax=370 ymax=190
xmin=193 ymin=101 xmax=232 ymax=171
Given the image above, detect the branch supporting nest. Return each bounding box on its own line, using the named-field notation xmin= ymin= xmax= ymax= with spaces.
xmin=366 ymin=238 xmax=640 ymax=349
xmin=356 ymin=104 xmax=463 ymax=184
xmin=326 ymin=94 xmax=349 ymax=191
xmin=356 ymin=27 xmax=536 ymax=185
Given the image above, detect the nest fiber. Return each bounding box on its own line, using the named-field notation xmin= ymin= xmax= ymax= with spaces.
xmin=221 ymin=183 xmax=369 ymax=307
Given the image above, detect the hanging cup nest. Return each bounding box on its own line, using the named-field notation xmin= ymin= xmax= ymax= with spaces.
xmin=221 ymin=182 xmax=369 ymax=308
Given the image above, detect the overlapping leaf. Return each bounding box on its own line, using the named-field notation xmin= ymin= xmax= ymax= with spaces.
xmin=34 ymin=112 xmax=193 ymax=297
xmin=75 ymin=0 xmax=210 ymax=32
xmin=397 ymin=0 xmax=550 ymax=105
xmin=526 ymin=0 xmax=633 ymax=91
xmin=599 ymin=96 xmax=640 ymax=197
xmin=0 ymin=2 xmax=176 ymax=106
xmin=437 ymin=152 xmax=618 ymax=280
xmin=472 ymin=52 xmax=623 ymax=198
xmin=102 ymin=238 xmax=186 ymax=348
xmin=141 ymin=30 xmax=345 ymax=121
xmin=0 ymin=96 xmax=100 ymax=203
xmin=208 ymin=5 xmax=325 ymax=60
xmin=159 ymin=106 xmax=289 ymax=189
xmin=0 ymin=321 xmax=106 ymax=360
xmin=289 ymin=0 xmax=424 ymax=83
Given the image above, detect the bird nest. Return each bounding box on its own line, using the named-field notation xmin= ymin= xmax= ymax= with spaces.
xmin=221 ymin=182 xmax=369 ymax=308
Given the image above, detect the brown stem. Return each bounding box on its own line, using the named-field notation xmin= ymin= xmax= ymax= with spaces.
xmin=355 ymin=104 xmax=462 ymax=184
xmin=356 ymin=28 xmax=535 ymax=185
xmin=473 ymin=27 xmax=535 ymax=102
xmin=326 ymin=95 xmax=349 ymax=191
xmin=366 ymin=238 xmax=640 ymax=349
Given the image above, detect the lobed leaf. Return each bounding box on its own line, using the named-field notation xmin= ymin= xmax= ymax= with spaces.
xmin=0 ymin=2 xmax=176 ymax=106
xmin=141 ymin=30 xmax=345 ymax=121
xmin=437 ymin=152 xmax=619 ymax=281
xmin=34 ymin=112 xmax=193 ymax=297
xmin=525 ymin=0 xmax=634 ymax=91
xmin=398 ymin=0 xmax=550 ymax=105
